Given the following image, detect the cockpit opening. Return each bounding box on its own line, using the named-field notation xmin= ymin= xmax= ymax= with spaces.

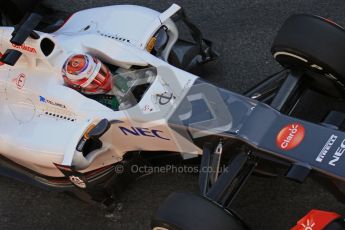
xmin=62 ymin=53 xmax=156 ymax=111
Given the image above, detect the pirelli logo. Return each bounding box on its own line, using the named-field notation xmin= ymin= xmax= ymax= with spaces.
xmin=316 ymin=135 xmax=338 ymax=162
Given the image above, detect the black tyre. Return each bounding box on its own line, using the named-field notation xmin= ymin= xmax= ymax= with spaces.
xmin=151 ymin=193 xmax=248 ymax=230
xmin=272 ymin=14 xmax=345 ymax=89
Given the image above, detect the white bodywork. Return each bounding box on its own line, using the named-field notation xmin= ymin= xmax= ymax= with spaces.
xmin=0 ymin=4 xmax=202 ymax=177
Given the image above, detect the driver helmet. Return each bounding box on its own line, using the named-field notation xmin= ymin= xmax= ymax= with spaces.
xmin=62 ymin=54 xmax=112 ymax=94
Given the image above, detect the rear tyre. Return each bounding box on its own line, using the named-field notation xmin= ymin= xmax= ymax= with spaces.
xmin=272 ymin=14 xmax=345 ymax=90
xmin=151 ymin=193 xmax=247 ymax=230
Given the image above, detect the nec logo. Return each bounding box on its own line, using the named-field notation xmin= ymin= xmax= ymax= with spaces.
xmin=119 ymin=126 xmax=170 ymax=140
xmin=276 ymin=123 xmax=305 ymax=150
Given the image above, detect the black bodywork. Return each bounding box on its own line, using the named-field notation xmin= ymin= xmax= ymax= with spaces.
xmin=152 ymin=69 xmax=345 ymax=230
xmin=169 ymin=69 xmax=345 ymax=204
xmin=153 ymin=66 xmax=345 ymax=230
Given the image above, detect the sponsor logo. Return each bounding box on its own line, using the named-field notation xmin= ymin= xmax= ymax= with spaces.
xmin=301 ymin=218 xmax=315 ymax=230
xmin=292 ymin=210 xmax=340 ymax=230
xmin=276 ymin=123 xmax=305 ymax=150
xmin=68 ymin=175 xmax=86 ymax=188
xmin=119 ymin=126 xmax=170 ymax=140
xmin=16 ymin=73 xmax=25 ymax=89
xmin=156 ymin=92 xmax=175 ymax=105
xmin=0 ymin=52 xmax=4 ymax=66
xmin=143 ymin=104 xmax=153 ymax=112
xmin=329 ymin=139 xmax=345 ymax=166
xmin=12 ymin=43 xmax=37 ymax=53
xmin=39 ymin=96 xmax=67 ymax=109
xmin=316 ymin=135 xmax=338 ymax=162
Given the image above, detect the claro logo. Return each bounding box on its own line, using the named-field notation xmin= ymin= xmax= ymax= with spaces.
xmin=276 ymin=123 xmax=305 ymax=150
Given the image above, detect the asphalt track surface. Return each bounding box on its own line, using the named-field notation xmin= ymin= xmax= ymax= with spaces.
xmin=1 ymin=0 xmax=345 ymax=229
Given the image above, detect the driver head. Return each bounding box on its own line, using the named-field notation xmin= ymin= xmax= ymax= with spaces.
xmin=62 ymin=54 xmax=112 ymax=94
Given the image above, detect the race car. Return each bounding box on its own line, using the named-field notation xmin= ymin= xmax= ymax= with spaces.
xmin=2 ymin=2 xmax=345 ymax=229
xmin=0 ymin=2 xmax=217 ymax=204
xmin=151 ymin=14 xmax=345 ymax=230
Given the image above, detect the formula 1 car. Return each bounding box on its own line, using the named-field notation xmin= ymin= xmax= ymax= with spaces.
xmin=151 ymin=15 xmax=345 ymax=230
xmin=0 ymin=2 xmax=217 ymax=204
xmin=2 ymin=2 xmax=345 ymax=230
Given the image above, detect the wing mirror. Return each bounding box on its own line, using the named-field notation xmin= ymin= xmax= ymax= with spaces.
xmin=76 ymin=119 xmax=110 ymax=153
xmin=87 ymin=119 xmax=111 ymax=139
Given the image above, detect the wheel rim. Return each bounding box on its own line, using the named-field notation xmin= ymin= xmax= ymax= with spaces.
xmin=152 ymin=227 xmax=169 ymax=230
